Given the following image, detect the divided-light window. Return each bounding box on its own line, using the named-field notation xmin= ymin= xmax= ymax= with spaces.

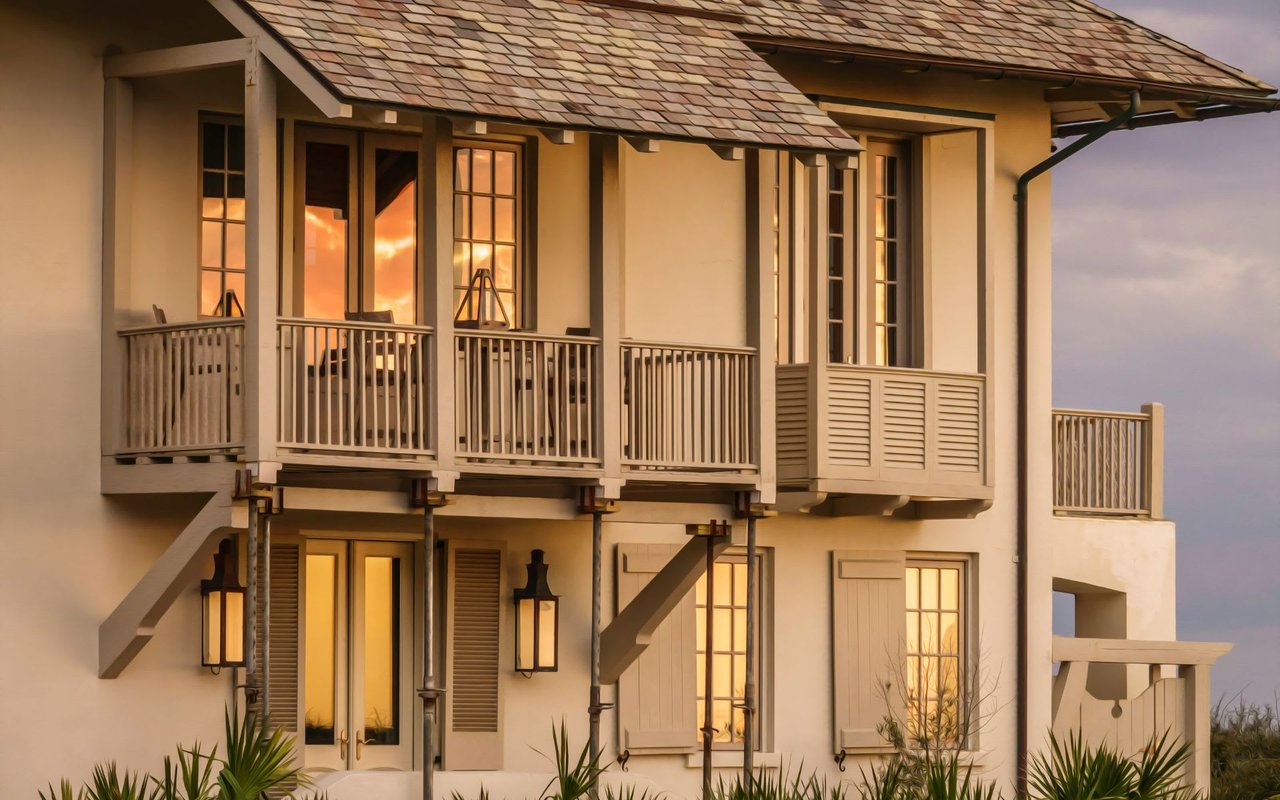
xmin=695 ymin=558 xmax=763 ymax=747
xmin=904 ymin=562 xmax=966 ymax=747
xmin=199 ymin=120 xmax=246 ymax=317
xmin=453 ymin=143 xmax=522 ymax=327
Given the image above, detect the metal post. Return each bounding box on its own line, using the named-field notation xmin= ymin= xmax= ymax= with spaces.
xmin=420 ymin=503 xmax=440 ymax=800
xmin=742 ymin=514 xmax=757 ymax=784
xmin=702 ymin=532 xmax=716 ymax=798
xmin=588 ymin=510 xmax=604 ymax=800
xmin=244 ymin=498 xmax=260 ymax=710
xmin=262 ymin=509 xmax=271 ymax=721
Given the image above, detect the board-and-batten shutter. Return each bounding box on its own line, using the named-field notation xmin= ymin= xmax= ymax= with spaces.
xmin=443 ymin=540 xmax=505 ymax=770
xmin=254 ymin=539 xmax=301 ymax=732
xmin=616 ymin=543 xmax=697 ymax=754
xmin=832 ymin=550 xmax=906 ymax=753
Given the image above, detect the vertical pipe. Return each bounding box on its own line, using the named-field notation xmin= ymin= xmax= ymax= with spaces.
xmin=702 ymin=534 xmax=715 ymax=798
xmin=588 ymin=509 xmax=604 ymax=800
xmin=742 ymin=514 xmax=757 ymax=784
xmin=421 ymin=503 xmax=438 ymax=800
xmin=262 ymin=509 xmax=272 ymax=721
xmin=245 ymin=497 xmax=260 ymax=711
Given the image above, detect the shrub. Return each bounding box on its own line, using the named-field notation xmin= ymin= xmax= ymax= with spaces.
xmin=1025 ymin=730 xmax=1193 ymax=800
xmin=1211 ymin=696 xmax=1280 ymax=800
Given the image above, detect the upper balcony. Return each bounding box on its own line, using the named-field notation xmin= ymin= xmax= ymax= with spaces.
xmin=1052 ymin=404 xmax=1165 ymax=518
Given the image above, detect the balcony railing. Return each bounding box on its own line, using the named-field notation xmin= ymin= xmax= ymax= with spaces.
xmin=276 ymin=318 xmax=433 ymax=457
xmin=777 ymin=364 xmax=987 ymax=495
xmin=1052 ymin=404 xmax=1163 ymax=517
xmin=119 ymin=319 xmax=244 ymax=454
xmin=621 ymin=340 xmax=757 ymax=473
xmin=455 ymin=331 xmax=600 ymax=467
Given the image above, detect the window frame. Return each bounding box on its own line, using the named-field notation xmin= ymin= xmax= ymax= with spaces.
xmin=693 ymin=549 xmax=772 ymax=752
xmin=903 ymin=557 xmax=971 ymax=749
xmin=451 ymin=137 xmax=530 ymax=330
xmin=197 ymin=114 xmax=248 ymax=318
xmin=865 ymin=136 xmax=919 ymax=368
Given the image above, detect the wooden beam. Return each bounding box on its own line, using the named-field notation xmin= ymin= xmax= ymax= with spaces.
xmin=540 ymin=128 xmax=575 ymax=145
xmin=99 ymin=492 xmax=237 ymax=677
xmin=103 ymin=39 xmax=252 ymax=79
xmin=1051 ymin=637 xmax=1232 ymax=667
xmin=746 ymin=149 xmax=776 ymax=503
xmin=795 ymin=152 xmax=826 ymax=167
xmin=422 ymin=116 xmax=458 ymax=479
xmin=243 ymin=51 xmax=279 ymax=466
xmin=711 ymin=144 xmax=745 ymax=161
xmin=453 ymin=118 xmax=488 ymax=136
xmin=205 ymin=0 xmax=352 ymax=118
xmin=599 ymin=534 xmax=735 ymax=684
xmin=623 ymin=136 xmax=659 ymax=153
xmin=356 ymin=107 xmax=398 ymax=125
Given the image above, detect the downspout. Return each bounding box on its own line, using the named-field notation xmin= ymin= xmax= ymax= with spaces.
xmin=1014 ymin=89 xmax=1140 ymax=796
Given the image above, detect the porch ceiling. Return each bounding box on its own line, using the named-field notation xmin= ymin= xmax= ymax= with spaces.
xmin=234 ymin=0 xmax=861 ymax=153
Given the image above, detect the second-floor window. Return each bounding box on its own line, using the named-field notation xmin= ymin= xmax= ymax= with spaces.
xmin=199 ymin=119 xmax=246 ymax=316
xmin=453 ymin=143 xmax=523 ymax=328
xmin=870 ymin=140 xmax=913 ymax=367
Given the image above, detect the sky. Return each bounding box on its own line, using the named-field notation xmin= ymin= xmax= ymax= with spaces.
xmin=1050 ymin=0 xmax=1280 ymax=703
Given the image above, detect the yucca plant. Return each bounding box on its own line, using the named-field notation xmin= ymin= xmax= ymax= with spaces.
xmin=217 ymin=709 xmax=305 ymax=800
xmin=919 ymin=754 xmax=1003 ymax=800
xmin=78 ymin=764 xmax=152 ymax=800
xmin=39 ymin=779 xmax=84 ymax=800
xmin=535 ymin=721 xmax=609 ymax=800
xmin=707 ymin=764 xmax=846 ymax=800
xmin=1026 ymin=730 xmax=1195 ymax=800
xmin=152 ymin=744 xmax=218 ymax=800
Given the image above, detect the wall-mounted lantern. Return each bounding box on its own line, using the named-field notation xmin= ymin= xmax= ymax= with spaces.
xmin=201 ymin=538 xmax=246 ymax=669
xmin=513 ymin=549 xmax=559 ymax=674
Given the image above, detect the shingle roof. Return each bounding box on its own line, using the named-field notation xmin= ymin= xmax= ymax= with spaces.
xmin=673 ymin=0 xmax=1275 ymax=97
xmin=243 ymin=0 xmax=861 ymax=152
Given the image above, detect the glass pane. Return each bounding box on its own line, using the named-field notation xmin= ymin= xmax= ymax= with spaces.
xmin=200 ymin=271 xmax=223 ymax=316
xmin=713 ymin=608 xmax=731 ymax=651
xmin=495 ymin=198 xmax=515 ymax=243
xmin=201 ymin=221 xmax=223 ymax=268
xmin=227 ymin=125 xmax=245 ymax=171
xmin=695 ymin=574 xmax=707 ymax=606
xmin=885 ymin=199 xmax=897 ymax=238
xmin=713 ymin=563 xmax=732 ymax=605
xmin=923 ymin=611 xmax=939 ymax=654
xmin=875 ymin=155 xmax=885 ymax=194
xmin=733 ymin=654 xmax=746 ymax=696
xmin=733 ymin=609 xmax=746 ymax=651
xmin=537 ymin=599 xmax=557 ymax=669
xmin=829 ymin=192 xmax=843 ymax=233
xmin=203 ymin=171 xmax=224 ymax=205
xmin=494 ymin=150 xmax=515 ymax=195
xmin=875 ymin=241 xmax=886 ymax=281
xmin=226 ymin=197 xmax=245 ymax=222
xmin=305 ymin=554 xmax=337 ymax=745
xmin=472 ymin=196 xmax=492 ymax=241
xmin=202 ymin=123 xmax=225 ymax=170
xmin=224 ymin=272 xmax=245 ymax=316
xmin=517 ymin=598 xmax=535 ymax=671
xmin=941 ymin=612 xmax=960 ymax=655
xmin=713 ymin=699 xmax=733 ymax=742
xmin=906 ymin=567 xmax=920 ymax=609
xmin=204 ymin=591 xmax=222 ymax=664
xmin=224 ymin=591 xmax=243 ymax=663
xmin=455 ymin=148 xmax=471 ymax=192
xmin=941 ymin=569 xmax=959 ymax=611
xmin=695 ymin=603 xmax=706 ymax=648
xmin=454 ymin=242 xmax=471 ymax=286
xmin=875 ymin=198 xmax=886 ymax=238
xmin=225 ymin=223 xmax=245 ymax=270
xmin=696 ymin=654 xmax=706 ymax=693
xmin=906 ymin=610 xmax=920 ymax=652
xmin=472 ymin=148 xmax=492 ymax=193
xmin=202 ymin=196 xmax=225 ymax=219
xmin=921 ymin=568 xmax=939 ymax=609
xmin=472 ymin=242 xmax=492 ymax=273
xmin=363 ymin=556 xmax=400 ymax=745
xmin=228 ymin=174 xmax=245 ymax=204
xmin=303 ymin=141 xmax=350 ymax=320
xmin=494 ymin=245 xmax=515 ymax=289
xmin=373 ymin=149 xmax=417 ymax=324
xmin=733 ymin=565 xmax=747 ymax=605
xmin=455 ymin=195 xmax=469 ymax=239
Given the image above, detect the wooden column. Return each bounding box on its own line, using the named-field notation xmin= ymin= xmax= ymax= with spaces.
xmin=746 ymin=150 xmax=777 ymax=503
xmin=421 ymin=117 xmax=457 ymax=474
xmin=590 ymin=134 xmax=624 ymax=495
xmin=1143 ymin=402 xmax=1165 ymax=519
xmin=976 ymin=125 xmax=996 ymax=490
xmin=1181 ymin=663 xmax=1211 ymax=792
xmin=805 ymin=160 xmax=830 ymax=479
xmin=243 ymin=50 xmax=279 ymax=467
xmin=101 ymin=77 xmax=133 ymax=457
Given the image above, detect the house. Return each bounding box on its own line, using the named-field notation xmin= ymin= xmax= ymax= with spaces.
xmin=0 ymin=0 xmax=1274 ymax=797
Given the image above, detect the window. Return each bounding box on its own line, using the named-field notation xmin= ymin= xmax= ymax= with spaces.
xmin=453 ymin=143 xmax=522 ymax=327
xmin=694 ymin=557 xmax=762 ymax=747
xmin=199 ymin=120 xmax=246 ymax=316
xmin=870 ymin=140 xmax=913 ymax=367
xmin=904 ymin=562 xmax=965 ymax=746
xmin=294 ymin=128 xmax=419 ymax=323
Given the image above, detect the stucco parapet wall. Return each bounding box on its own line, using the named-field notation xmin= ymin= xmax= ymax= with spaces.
xmin=1051 ymin=517 xmax=1175 ymax=609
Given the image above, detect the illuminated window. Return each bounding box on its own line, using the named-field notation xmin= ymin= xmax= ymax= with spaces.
xmin=904 ymin=562 xmax=965 ymax=746
xmin=871 ymin=140 xmax=912 ymax=367
xmin=199 ymin=120 xmax=246 ymax=317
xmin=694 ymin=558 xmax=763 ymax=747
xmin=453 ymin=143 xmax=522 ymax=327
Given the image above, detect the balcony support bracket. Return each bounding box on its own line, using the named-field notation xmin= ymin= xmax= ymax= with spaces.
xmin=818 ymin=494 xmax=910 ymax=517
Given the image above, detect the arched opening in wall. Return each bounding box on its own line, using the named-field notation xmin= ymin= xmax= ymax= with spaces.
xmin=1053 ymin=579 xmax=1130 ymax=699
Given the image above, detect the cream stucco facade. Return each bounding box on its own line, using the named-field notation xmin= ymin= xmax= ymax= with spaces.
xmin=0 ymin=0 xmax=1251 ymax=797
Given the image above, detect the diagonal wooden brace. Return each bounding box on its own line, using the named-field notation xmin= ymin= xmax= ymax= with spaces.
xmin=599 ymin=532 xmax=735 ymax=685
xmin=98 ymin=491 xmax=237 ymax=678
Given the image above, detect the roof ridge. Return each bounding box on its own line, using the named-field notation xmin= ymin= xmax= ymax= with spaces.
xmin=1064 ymin=0 xmax=1276 ymax=94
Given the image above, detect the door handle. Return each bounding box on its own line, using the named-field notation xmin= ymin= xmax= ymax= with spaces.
xmin=356 ymin=730 xmax=375 ymax=760
xmin=339 ymin=729 xmax=348 ymax=760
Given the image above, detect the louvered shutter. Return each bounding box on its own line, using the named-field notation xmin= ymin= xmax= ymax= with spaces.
xmin=253 ymin=538 xmax=301 ymax=733
xmin=831 ymin=550 xmax=905 ymax=753
xmin=616 ymin=543 xmax=697 ymax=754
xmin=443 ymin=540 xmax=505 ymax=770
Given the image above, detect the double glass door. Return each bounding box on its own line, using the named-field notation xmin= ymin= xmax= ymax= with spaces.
xmin=304 ymin=540 xmax=415 ymax=771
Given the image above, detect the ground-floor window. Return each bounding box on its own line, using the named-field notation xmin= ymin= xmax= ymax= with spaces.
xmin=694 ymin=555 xmax=764 ymax=747
xmin=904 ymin=561 xmax=966 ymax=746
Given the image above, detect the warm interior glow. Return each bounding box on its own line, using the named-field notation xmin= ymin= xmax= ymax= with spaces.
xmin=223 ymin=590 xmax=244 ymax=664
xmin=372 ymin=150 xmax=417 ymax=323
xmin=305 ymin=554 xmax=337 ymax=743
xmin=304 ymin=207 xmax=347 ymax=320
xmin=695 ymin=561 xmax=752 ymax=745
xmin=204 ymin=590 xmax=222 ymax=665
xmin=537 ymin=599 xmax=557 ymax=669
xmin=517 ymin=597 xmax=535 ymax=671
xmin=363 ymin=556 xmax=398 ymax=743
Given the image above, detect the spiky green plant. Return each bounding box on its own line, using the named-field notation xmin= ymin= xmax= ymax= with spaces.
xmin=856 ymin=757 xmax=910 ymax=800
xmin=38 ymin=779 xmax=84 ymax=800
xmin=152 ymin=744 xmax=218 ymax=800
xmin=706 ymin=764 xmax=846 ymax=800
xmin=217 ymin=709 xmax=304 ymax=800
xmin=1026 ymin=730 xmax=1196 ymax=800
xmin=918 ymin=754 xmax=1002 ymax=800
xmin=76 ymin=764 xmax=152 ymax=800
xmin=534 ymin=721 xmax=609 ymax=800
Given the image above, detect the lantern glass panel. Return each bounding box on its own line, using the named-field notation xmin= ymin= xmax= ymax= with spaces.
xmin=517 ymin=597 xmax=536 ymax=671
xmin=204 ymin=589 xmax=223 ymax=665
xmin=537 ymin=599 xmax=557 ymax=670
xmin=224 ymin=589 xmax=244 ymax=664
